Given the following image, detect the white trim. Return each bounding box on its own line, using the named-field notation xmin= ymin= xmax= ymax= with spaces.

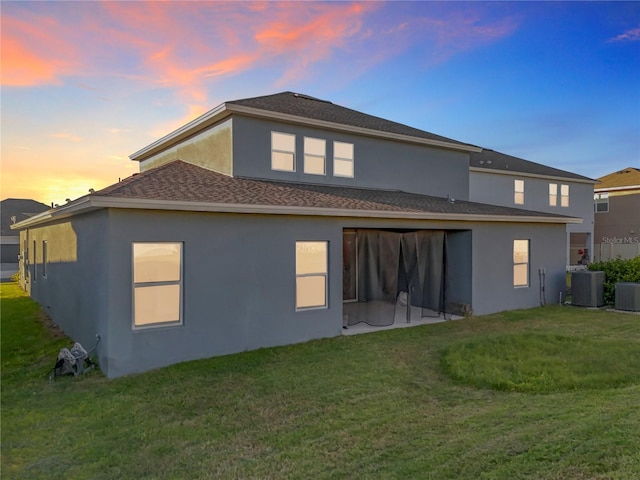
xmin=470 ymin=166 xmax=596 ymax=184
xmin=594 ymin=185 xmax=640 ymax=193
xmin=130 ymin=103 xmax=229 ymax=161
xmin=227 ymin=104 xmax=481 ymax=153
xmin=129 ymin=102 xmax=481 ymax=162
xmin=11 ymin=195 xmax=582 ymax=228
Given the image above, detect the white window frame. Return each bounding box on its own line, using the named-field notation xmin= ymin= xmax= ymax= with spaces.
xmin=42 ymin=240 xmax=48 ymax=278
xmin=560 ymin=184 xmax=569 ymax=207
xmin=295 ymin=241 xmax=328 ymax=310
xmin=132 ymin=242 xmax=183 ymax=329
xmin=304 ymin=137 xmax=326 ymax=175
xmin=549 ymin=183 xmax=558 ymax=206
xmin=33 ymin=240 xmax=37 ymax=281
xmin=271 ymin=132 xmax=296 ymax=172
xmin=23 ymin=239 xmax=28 ymax=281
xmin=514 ymin=179 xmax=524 ymax=205
xmin=594 ymin=192 xmax=609 ymax=213
xmin=513 ymin=239 xmax=529 ymax=288
xmin=333 ymin=141 xmax=354 ymax=178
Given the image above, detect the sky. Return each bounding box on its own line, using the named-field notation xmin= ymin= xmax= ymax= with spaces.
xmin=1 ymin=1 xmax=639 ymax=206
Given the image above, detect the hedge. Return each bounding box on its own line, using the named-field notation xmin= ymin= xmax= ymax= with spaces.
xmin=588 ymin=256 xmax=640 ymax=305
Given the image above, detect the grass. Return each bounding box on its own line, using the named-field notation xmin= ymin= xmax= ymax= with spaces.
xmin=2 ymin=282 xmax=640 ymax=479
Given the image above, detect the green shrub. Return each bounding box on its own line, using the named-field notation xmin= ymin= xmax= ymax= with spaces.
xmin=588 ymin=256 xmax=640 ymax=304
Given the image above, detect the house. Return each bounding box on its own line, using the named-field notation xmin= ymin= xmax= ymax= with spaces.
xmin=12 ymin=92 xmax=584 ymax=378
xmin=1 ymin=198 xmax=49 ymax=263
xmin=468 ymin=149 xmax=596 ymax=267
xmin=593 ymin=167 xmax=640 ymax=261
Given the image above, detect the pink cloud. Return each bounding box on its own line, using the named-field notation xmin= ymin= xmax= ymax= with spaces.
xmin=1 ymin=1 xmax=518 ymax=121
xmin=1 ymin=15 xmax=80 ymax=86
xmin=608 ymin=27 xmax=640 ymax=43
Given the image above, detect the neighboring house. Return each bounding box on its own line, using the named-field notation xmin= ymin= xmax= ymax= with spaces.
xmin=1 ymin=198 xmax=49 ymax=263
xmin=13 ymin=92 xmax=584 ymax=378
xmin=469 ymin=149 xmax=596 ymax=267
xmin=593 ymin=167 xmax=640 ymax=261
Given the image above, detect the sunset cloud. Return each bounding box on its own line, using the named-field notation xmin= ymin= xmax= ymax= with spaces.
xmin=608 ymin=27 xmax=640 ymax=43
xmin=1 ymin=0 xmax=518 ymax=127
xmin=1 ymin=15 xmax=80 ymax=86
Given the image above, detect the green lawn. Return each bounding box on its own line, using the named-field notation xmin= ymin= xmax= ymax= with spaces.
xmin=2 ymin=282 xmax=640 ymax=480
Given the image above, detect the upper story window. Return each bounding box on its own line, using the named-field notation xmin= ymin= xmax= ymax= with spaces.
xmin=560 ymin=184 xmax=569 ymax=207
xmin=333 ymin=141 xmax=354 ymax=178
xmin=514 ymin=179 xmax=524 ymax=205
xmin=594 ymin=192 xmax=609 ymax=213
xmin=304 ymin=137 xmax=326 ymax=175
xmin=549 ymin=183 xmax=558 ymax=206
xmin=272 ymin=132 xmax=295 ymax=172
xmin=132 ymin=242 xmax=183 ymax=328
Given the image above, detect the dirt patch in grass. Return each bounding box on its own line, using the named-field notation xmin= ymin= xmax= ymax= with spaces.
xmin=35 ymin=309 xmax=67 ymax=340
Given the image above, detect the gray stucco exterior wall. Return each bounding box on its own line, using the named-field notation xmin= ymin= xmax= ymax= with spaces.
xmin=103 ymin=209 xmax=344 ymax=377
xmin=19 ymin=211 xmax=110 ymax=365
xmin=232 ymin=116 xmax=470 ymax=200
xmin=469 ymin=170 xmax=594 ymax=264
xmin=21 ymin=207 xmax=568 ymax=378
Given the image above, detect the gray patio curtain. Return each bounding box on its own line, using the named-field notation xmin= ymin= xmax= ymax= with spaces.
xmin=347 ymin=229 xmax=448 ymax=326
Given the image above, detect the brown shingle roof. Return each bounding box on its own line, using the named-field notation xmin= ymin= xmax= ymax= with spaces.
xmin=596 ymin=167 xmax=640 ymax=189
xmin=94 ymin=160 xmax=575 ymax=220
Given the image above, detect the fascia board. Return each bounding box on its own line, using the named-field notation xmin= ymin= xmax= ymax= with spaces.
xmin=10 ymin=198 xmax=96 ymax=229
xmin=130 ymin=103 xmax=230 ymax=161
xmin=226 ymin=104 xmax=481 ymax=153
xmin=86 ymin=196 xmax=583 ymax=224
xmin=470 ymin=166 xmax=596 ymax=184
xmin=594 ymin=185 xmax=640 ymax=193
xmin=129 ymin=102 xmax=482 ymax=162
xmin=12 ymin=195 xmax=582 ymax=227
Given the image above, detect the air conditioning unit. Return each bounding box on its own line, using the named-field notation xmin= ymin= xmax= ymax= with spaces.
xmin=571 ymin=271 xmax=605 ymax=307
xmin=615 ymin=283 xmax=640 ymax=312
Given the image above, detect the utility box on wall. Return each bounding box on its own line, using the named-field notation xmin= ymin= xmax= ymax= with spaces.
xmin=615 ymin=283 xmax=640 ymax=312
xmin=571 ymin=271 xmax=605 ymax=307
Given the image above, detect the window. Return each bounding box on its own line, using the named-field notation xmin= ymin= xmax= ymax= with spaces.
xmin=33 ymin=240 xmax=37 ymax=280
xmin=594 ymin=192 xmax=609 ymax=213
xmin=296 ymin=241 xmax=328 ymax=310
xmin=132 ymin=242 xmax=182 ymax=328
xmin=560 ymin=184 xmax=569 ymax=207
xmin=333 ymin=141 xmax=354 ymax=178
xmin=42 ymin=241 xmax=48 ymax=278
xmin=272 ymin=132 xmax=295 ymax=172
xmin=513 ymin=240 xmax=529 ymax=287
xmin=514 ymin=179 xmax=524 ymax=205
xmin=23 ymin=239 xmax=28 ymax=280
xmin=304 ymin=137 xmax=326 ymax=175
xmin=549 ymin=183 xmax=557 ymax=206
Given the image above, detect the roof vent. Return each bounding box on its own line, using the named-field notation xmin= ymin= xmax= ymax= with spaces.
xmin=292 ymin=93 xmax=332 ymax=104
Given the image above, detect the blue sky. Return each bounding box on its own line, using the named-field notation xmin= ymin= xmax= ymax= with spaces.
xmin=2 ymin=1 xmax=639 ymax=205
